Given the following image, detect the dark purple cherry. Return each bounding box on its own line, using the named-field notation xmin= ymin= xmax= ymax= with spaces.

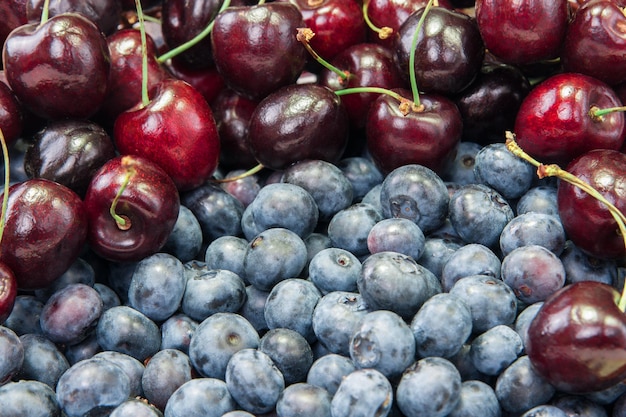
xmin=0 ymin=80 xmax=24 ymax=146
xmin=165 ymin=59 xmax=226 ymax=105
xmin=366 ymin=88 xmax=462 ymax=175
xmin=0 ymin=178 xmax=88 ymax=290
xmin=83 ymin=155 xmax=181 ymax=263
xmin=394 ymin=6 xmax=484 ymax=95
xmin=2 ymin=13 xmax=111 ymax=120
xmin=23 ymin=119 xmax=116 ymax=197
xmin=247 ymin=83 xmax=349 ymax=170
xmin=0 ymin=0 xmax=28 ymax=48
xmin=0 ymin=262 xmax=17 ymax=323
xmin=26 ymin=0 xmax=123 ymax=35
xmin=211 ymin=2 xmax=308 ymax=100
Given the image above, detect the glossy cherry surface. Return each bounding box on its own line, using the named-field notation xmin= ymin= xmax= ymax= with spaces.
xmin=0 ymin=80 xmax=23 ymax=146
xmin=527 ymin=281 xmax=626 ymax=393
xmin=0 ymin=178 xmax=88 ymax=290
xmin=0 ymin=262 xmax=17 ymax=324
xmin=165 ymin=59 xmax=225 ymax=105
xmin=26 ymin=0 xmax=123 ymax=35
xmin=83 ymin=155 xmax=181 ymax=263
xmin=0 ymin=0 xmax=28 ymax=47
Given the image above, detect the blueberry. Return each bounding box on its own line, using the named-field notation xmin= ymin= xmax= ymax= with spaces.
xmin=238 ymin=285 xmax=270 ymax=334
xmin=17 ymin=333 xmax=69 ymax=388
xmin=163 ymin=377 xmax=237 ymax=417
xmin=501 ymin=245 xmax=566 ymax=304
xmin=449 ymin=183 xmax=515 ymax=248
xmin=330 ymin=368 xmax=393 ymax=417
xmin=40 ymin=283 xmax=103 ymax=345
xmin=499 ymin=212 xmax=566 ymax=257
xmin=380 ymin=164 xmax=450 ymax=233
xmin=447 ymin=380 xmax=502 ymax=417
xmin=327 ymin=202 xmax=383 ymax=257
xmin=307 ymin=353 xmax=356 ymax=396
xmin=358 ymin=251 xmax=441 ymax=320
xmin=495 ymin=355 xmax=556 ymax=414
xmin=312 ymin=291 xmax=370 ymax=356
xmin=3 ymin=295 xmax=44 ymax=336
xmin=241 ymin=182 xmax=319 ymax=239
xmin=220 ymin=169 xmax=262 ymax=208
xmin=94 ymin=350 xmax=146 ymax=398
xmin=94 ymin=282 xmax=121 ymax=311
xmin=442 ymin=141 xmax=483 ymax=186
xmin=281 ymin=159 xmax=354 ymax=221
xmin=441 ymin=243 xmax=501 ymax=291
xmin=204 ymin=235 xmax=249 ymax=281
xmin=337 ymin=156 xmax=384 ymax=202
xmin=34 ymin=257 xmax=96 ymax=302
xmin=106 ymin=261 xmax=138 ymax=305
xmin=349 ymin=309 xmax=416 ymax=379
xmin=0 ymin=325 xmax=23 ymax=385
xmin=259 ymin=327 xmax=314 ymax=385
xmin=448 ymin=344 xmax=492 ymax=384
xmin=160 ymin=313 xmax=198 ymax=355
xmin=221 ymin=412 xmax=255 ymax=417
xmin=276 ymin=382 xmax=333 ymax=417
xmin=410 ymin=293 xmax=473 ymax=358
xmin=142 ymin=349 xmax=193 ymax=411
xmin=63 ymin=333 xmax=102 ymax=365
xmin=449 ymin=275 xmax=518 ymax=334
xmin=182 ymin=265 xmax=246 ymax=322
xmin=188 ymin=312 xmax=260 ymax=380
xmin=243 ymin=228 xmax=308 ymax=291
xmin=162 ymin=205 xmax=203 ymax=263
xmin=367 ymin=217 xmax=426 ymax=261
xmin=516 ymin=185 xmax=559 ymax=217
xmin=0 ymin=380 xmax=61 ymax=417
xmin=56 ymin=357 xmax=131 ymax=417
xmin=514 ymin=302 xmax=543 ymax=352
xmin=520 ymin=405 xmax=569 ymax=417
xmin=225 ymin=348 xmax=285 ymax=415
xmin=585 ymin=381 xmax=626 ymax=405
xmin=560 ymin=240 xmax=618 ymax=286
xmin=110 ymin=399 xmax=163 ymax=417
xmin=469 ymin=324 xmax=524 ymax=376
xmin=264 ymin=278 xmax=322 ymax=344
xmin=181 ymin=183 xmax=244 ymax=242
xmin=308 ymin=247 xmax=361 ymax=294
xmin=361 ymin=183 xmax=383 ymax=213
xmin=473 ymin=142 xmax=535 ymax=199
xmin=396 ymin=356 xmax=462 ymax=417
xmin=128 ymin=253 xmax=186 ymax=322
xmin=96 ymin=305 xmax=161 ymax=362
xmin=418 ymin=236 xmax=464 ymax=279
xmin=303 ymin=232 xmax=333 ymax=274
xmin=551 ymin=395 xmax=608 ymax=417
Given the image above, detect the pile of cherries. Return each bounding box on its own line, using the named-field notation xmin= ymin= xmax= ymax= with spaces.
xmin=0 ymin=0 xmax=626 ymax=415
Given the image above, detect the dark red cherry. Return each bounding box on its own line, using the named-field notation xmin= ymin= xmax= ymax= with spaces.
xmin=114 ymin=78 xmax=221 ymax=192
xmin=0 ymin=0 xmax=28 ymax=47
xmin=0 ymin=80 xmax=24 ymax=147
xmin=366 ymin=88 xmax=463 ymax=174
xmin=557 ymin=149 xmax=626 ymax=260
xmin=0 ymin=262 xmax=17 ymax=324
xmin=2 ymin=13 xmax=111 ymax=120
xmin=247 ymin=83 xmax=349 ymax=170
xmin=475 ymin=0 xmax=569 ymax=65
xmin=26 ymin=0 xmax=123 ymax=35
xmin=514 ymin=72 xmax=625 ymax=167
xmin=0 ymin=178 xmax=88 ymax=290
xmin=83 ymin=155 xmax=181 ymax=263
xmin=561 ymin=0 xmax=626 ymax=87
xmin=394 ymin=6 xmax=485 ymax=95
xmin=527 ymin=281 xmax=626 ymax=394
xmin=210 ymin=2 xmax=308 ymax=100
xmin=165 ymin=59 xmax=226 ymax=105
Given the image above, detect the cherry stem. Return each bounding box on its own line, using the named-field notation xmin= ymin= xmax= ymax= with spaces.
xmin=335 ymin=87 xmax=422 ymax=115
xmin=135 ymin=0 xmax=150 ymax=107
xmin=40 ymin=0 xmax=50 ymax=25
xmin=211 ymin=163 xmax=265 ymax=183
xmin=590 ymin=105 xmax=626 ymax=119
xmin=110 ymin=162 xmax=136 ymax=231
xmin=408 ymin=0 xmax=435 ymax=108
xmin=157 ymin=0 xmax=231 ymax=64
xmin=505 ymin=131 xmax=626 ymax=311
xmin=0 ymin=129 xmax=9 ymax=247
xmin=296 ymin=28 xmax=349 ymax=83
xmin=362 ymin=0 xmax=393 ymax=40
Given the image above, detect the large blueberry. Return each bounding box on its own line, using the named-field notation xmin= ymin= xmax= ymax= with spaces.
xmin=142 ymin=348 xmax=193 ymax=411
xmin=308 ymin=248 xmax=361 ymax=295
xmin=163 ymin=377 xmax=237 ymax=417
xmin=276 ymin=382 xmax=333 ymax=417
xmin=17 ymin=333 xmax=69 ymax=388
xmin=0 ymin=380 xmax=61 ymax=417
xmin=330 ymin=368 xmax=393 ymax=417
xmin=469 ymin=324 xmax=524 ymax=376
xmin=473 ymin=142 xmax=535 ymax=199
xmin=327 ymin=202 xmax=382 ymax=257
xmin=259 ymin=327 xmax=314 ymax=385
xmin=441 ymin=243 xmax=501 ymax=292
xmin=499 ymin=212 xmax=566 ymax=257
xmin=0 ymin=325 xmax=24 ymax=385
xmin=307 ymin=353 xmax=356 ymax=396
xmin=495 ymin=356 xmax=555 ymax=415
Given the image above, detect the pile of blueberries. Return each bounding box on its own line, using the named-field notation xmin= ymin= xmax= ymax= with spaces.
xmin=0 ymin=140 xmax=624 ymax=417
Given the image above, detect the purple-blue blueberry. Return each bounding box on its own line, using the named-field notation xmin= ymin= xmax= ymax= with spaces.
xmin=163 ymin=377 xmax=237 ymax=417
xmin=331 ymin=368 xmax=393 ymax=417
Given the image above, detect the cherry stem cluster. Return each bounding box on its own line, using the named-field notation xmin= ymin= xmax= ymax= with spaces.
xmin=296 ymin=28 xmax=349 ymax=83
xmin=361 ymin=1 xmax=393 ymax=40
xmin=0 ymin=129 xmax=9 ymax=246
xmin=505 ymin=131 xmax=626 ymax=312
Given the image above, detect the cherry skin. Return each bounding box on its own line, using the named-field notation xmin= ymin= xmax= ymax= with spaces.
xmin=210 ymin=2 xmax=308 ymax=100
xmin=0 ymin=80 xmax=24 ymax=147
xmin=247 ymin=83 xmax=349 ymax=170
xmin=113 ymin=78 xmax=221 ymax=192
xmin=0 ymin=262 xmax=17 ymax=324
xmin=366 ymin=88 xmax=463 ymax=175
xmin=557 ymin=149 xmax=626 ymax=260
xmin=0 ymin=178 xmax=88 ymax=290
xmin=165 ymin=59 xmax=226 ymax=105
xmin=2 ymin=12 xmax=111 ymax=121
xmin=475 ymin=0 xmax=569 ymax=65
xmin=514 ymin=72 xmax=625 ymax=167
xmin=561 ymin=0 xmax=626 ymax=87
xmin=83 ymin=155 xmax=181 ymax=263
xmin=26 ymin=0 xmax=123 ymax=35
xmin=0 ymin=0 xmax=28 ymax=48
xmin=526 ymin=281 xmax=626 ymax=394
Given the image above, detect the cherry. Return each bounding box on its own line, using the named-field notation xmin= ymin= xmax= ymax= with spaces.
xmin=2 ymin=11 xmax=111 ymax=120
xmin=210 ymin=2 xmax=308 ymax=100
xmin=394 ymin=5 xmax=484 ymax=95
xmin=164 ymin=58 xmax=226 ymax=105
xmin=0 ymin=80 xmax=24 ymax=147
xmin=526 ymin=281 xmax=626 ymax=394
xmin=247 ymin=83 xmax=349 ymax=171
xmin=0 ymin=128 xmax=17 ymax=323
xmin=561 ymin=0 xmax=626 ymax=87
xmin=475 ymin=0 xmax=569 ymax=65
xmin=26 ymin=0 xmax=123 ymax=35
xmin=0 ymin=0 xmax=29 ymax=48
xmin=83 ymin=155 xmax=181 ymax=263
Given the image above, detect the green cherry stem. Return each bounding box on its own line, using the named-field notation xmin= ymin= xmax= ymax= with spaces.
xmin=40 ymin=0 xmax=50 ymax=25
xmin=590 ymin=105 xmax=626 ymax=119
xmin=0 ymin=129 xmax=10 ymax=246
xmin=408 ymin=0 xmax=435 ymax=109
xmin=211 ymin=163 xmax=265 ymax=183
xmin=135 ymin=0 xmax=150 ymax=107
xmin=156 ymin=0 xmax=231 ymax=64
xmin=505 ymin=131 xmax=626 ymax=312
xmin=296 ymin=28 xmax=349 ymax=83
xmin=110 ymin=160 xmax=136 ymax=231
xmin=362 ymin=0 xmax=393 ymax=40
